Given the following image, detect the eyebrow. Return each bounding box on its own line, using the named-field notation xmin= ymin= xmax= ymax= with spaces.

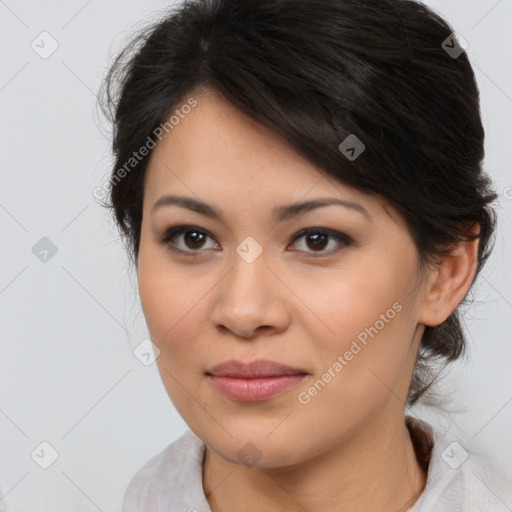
xmin=151 ymin=194 xmax=371 ymax=223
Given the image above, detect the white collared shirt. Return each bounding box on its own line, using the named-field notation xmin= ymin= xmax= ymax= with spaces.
xmin=121 ymin=416 xmax=512 ymax=511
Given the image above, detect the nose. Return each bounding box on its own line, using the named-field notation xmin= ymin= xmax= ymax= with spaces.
xmin=209 ymin=249 xmax=290 ymax=340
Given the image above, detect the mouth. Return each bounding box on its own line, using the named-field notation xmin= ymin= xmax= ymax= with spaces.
xmin=205 ymin=359 xmax=310 ymax=402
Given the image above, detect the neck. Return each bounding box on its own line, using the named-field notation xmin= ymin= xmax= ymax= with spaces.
xmin=202 ymin=412 xmax=428 ymax=512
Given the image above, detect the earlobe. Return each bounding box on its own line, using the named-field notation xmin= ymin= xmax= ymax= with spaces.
xmin=418 ymin=223 xmax=480 ymax=327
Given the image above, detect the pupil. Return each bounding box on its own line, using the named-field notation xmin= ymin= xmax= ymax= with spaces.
xmin=186 ymin=231 xmax=204 ymax=248
xmin=308 ymin=233 xmax=327 ymax=250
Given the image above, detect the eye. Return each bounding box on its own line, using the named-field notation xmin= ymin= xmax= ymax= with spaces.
xmin=158 ymin=225 xmax=219 ymax=255
xmin=158 ymin=225 xmax=352 ymax=257
xmin=288 ymin=227 xmax=352 ymax=256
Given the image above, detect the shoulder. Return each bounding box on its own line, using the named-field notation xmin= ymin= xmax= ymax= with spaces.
xmin=460 ymin=450 xmax=512 ymax=512
xmin=121 ymin=429 xmax=209 ymax=512
xmin=405 ymin=415 xmax=512 ymax=512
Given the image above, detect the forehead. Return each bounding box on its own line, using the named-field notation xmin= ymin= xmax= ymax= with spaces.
xmin=146 ymin=91 xmax=321 ymax=183
xmin=143 ymin=91 xmax=403 ymax=227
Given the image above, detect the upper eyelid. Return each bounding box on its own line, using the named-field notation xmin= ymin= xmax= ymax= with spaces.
xmin=162 ymin=225 xmax=347 ymax=239
xmin=161 ymin=225 xmax=351 ymax=251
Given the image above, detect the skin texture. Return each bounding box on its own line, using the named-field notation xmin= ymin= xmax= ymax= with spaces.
xmin=137 ymin=90 xmax=479 ymax=512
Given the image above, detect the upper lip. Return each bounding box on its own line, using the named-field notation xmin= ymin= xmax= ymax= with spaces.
xmin=206 ymin=359 xmax=309 ymax=378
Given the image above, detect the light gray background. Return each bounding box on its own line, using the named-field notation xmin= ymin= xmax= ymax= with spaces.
xmin=0 ymin=0 xmax=511 ymax=510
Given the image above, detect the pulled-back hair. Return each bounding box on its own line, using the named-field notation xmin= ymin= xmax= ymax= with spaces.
xmin=98 ymin=0 xmax=497 ymax=406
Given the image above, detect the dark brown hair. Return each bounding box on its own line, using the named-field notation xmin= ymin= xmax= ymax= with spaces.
xmin=98 ymin=0 xmax=497 ymax=407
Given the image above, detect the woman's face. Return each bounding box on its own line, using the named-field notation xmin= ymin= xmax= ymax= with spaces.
xmin=137 ymin=90 xmax=431 ymax=467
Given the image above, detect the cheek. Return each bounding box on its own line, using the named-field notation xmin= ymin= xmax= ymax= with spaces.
xmin=139 ymin=274 xmax=201 ymax=347
xmin=137 ymin=248 xmax=187 ymax=347
xmin=300 ymin=253 xmax=419 ymax=394
xmin=137 ymin=264 xmax=207 ymax=406
xmin=306 ymin=262 xmax=407 ymax=344
xmin=137 ymin=262 xmax=172 ymax=340
xmin=138 ymin=235 xmax=190 ymax=333
xmin=137 ymin=249 xmax=212 ymax=373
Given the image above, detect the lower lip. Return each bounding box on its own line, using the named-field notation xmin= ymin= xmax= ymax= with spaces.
xmin=208 ymin=374 xmax=307 ymax=402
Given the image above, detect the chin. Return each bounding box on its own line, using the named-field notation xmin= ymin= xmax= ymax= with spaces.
xmin=205 ymin=433 xmax=307 ymax=469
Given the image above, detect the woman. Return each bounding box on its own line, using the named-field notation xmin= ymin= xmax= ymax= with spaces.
xmin=98 ymin=0 xmax=511 ymax=510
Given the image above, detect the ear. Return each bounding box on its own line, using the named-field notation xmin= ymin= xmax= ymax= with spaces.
xmin=418 ymin=223 xmax=480 ymax=327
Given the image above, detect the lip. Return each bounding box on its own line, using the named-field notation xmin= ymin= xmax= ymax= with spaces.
xmin=206 ymin=359 xmax=309 ymax=402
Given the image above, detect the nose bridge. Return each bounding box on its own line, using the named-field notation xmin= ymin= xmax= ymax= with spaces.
xmin=210 ymin=239 xmax=288 ymax=337
xmin=225 ymin=240 xmax=271 ymax=307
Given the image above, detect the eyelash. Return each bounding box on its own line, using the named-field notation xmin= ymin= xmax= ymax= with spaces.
xmin=157 ymin=225 xmax=353 ymax=258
